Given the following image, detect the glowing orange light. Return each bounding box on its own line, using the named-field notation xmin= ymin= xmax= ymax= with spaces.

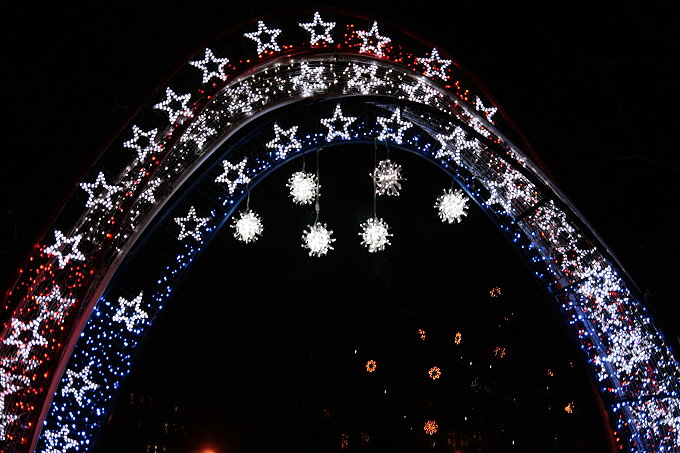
xmin=366 ymin=360 xmax=377 ymax=373
xmin=494 ymin=347 xmax=506 ymax=358
xmin=489 ymin=286 xmax=501 ymax=298
xmin=418 ymin=328 xmax=426 ymax=340
xmin=564 ymin=402 xmax=574 ymax=414
xmin=454 ymin=332 xmax=462 ymax=345
xmin=428 ymin=366 xmax=442 ymax=380
xmin=423 ymin=420 xmax=438 ymax=435
xmin=547 ymin=369 xmax=554 ymax=377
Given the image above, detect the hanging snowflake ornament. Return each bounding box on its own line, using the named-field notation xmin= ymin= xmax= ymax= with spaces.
xmin=372 ymin=159 xmax=405 ymax=196
xmin=435 ymin=189 xmax=469 ymax=224
xmin=286 ymin=171 xmax=318 ymax=205
xmin=359 ymin=217 xmax=392 ymax=253
xmin=232 ymin=210 xmax=263 ymax=243
xmin=302 ymin=222 xmax=335 ymax=257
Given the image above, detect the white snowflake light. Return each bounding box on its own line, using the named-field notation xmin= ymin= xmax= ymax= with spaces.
xmin=153 ymin=87 xmax=193 ymax=124
xmin=372 ymin=159 xmax=405 ymax=196
xmin=416 ymin=48 xmax=452 ymax=80
xmin=287 ymin=171 xmax=318 ymax=205
xmin=215 ymin=157 xmax=251 ymax=194
xmin=435 ymin=189 xmax=470 ymax=224
xmin=43 ymin=230 xmax=86 ymax=269
xmin=174 ymin=206 xmax=210 ymax=242
xmin=80 ymin=171 xmax=122 ymax=209
xmin=189 ymin=47 xmax=230 ymax=83
xmin=302 ymin=222 xmax=335 ymax=257
xmin=376 ymin=107 xmax=412 ymax=144
xmin=356 ymin=21 xmax=391 ymax=57
xmin=232 ymin=210 xmax=263 ymax=243
xmin=320 ymin=104 xmax=357 ymax=141
xmin=243 ymin=20 xmax=282 ymax=54
xmin=61 ymin=365 xmax=99 ymax=406
xmin=359 ymin=217 xmax=392 ymax=253
xmin=299 ymin=11 xmax=336 ymax=45
xmin=112 ymin=292 xmax=148 ymax=332
xmin=266 ymin=123 xmax=302 ymax=160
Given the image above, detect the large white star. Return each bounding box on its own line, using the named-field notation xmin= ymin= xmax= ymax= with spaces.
xmin=356 ymin=21 xmax=391 ymax=57
xmin=153 ymin=87 xmax=193 ymax=124
xmin=43 ymin=230 xmax=86 ymax=269
xmin=189 ymin=48 xmax=230 ymax=83
xmin=35 ymin=285 xmax=76 ymax=323
xmin=243 ymin=21 xmax=282 ymax=54
xmin=174 ymin=206 xmax=211 ymax=242
xmin=266 ymin=123 xmax=301 ymax=160
xmin=376 ymin=108 xmax=412 ymax=145
xmin=61 ymin=365 xmax=99 ymax=406
xmin=3 ymin=318 xmax=47 ymax=360
xmin=112 ymin=292 xmax=148 ymax=332
xmin=345 ymin=63 xmax=383 ymax=94
xmin=291 ymin=62 xmax=327 ymax=97
xmin=474 ymin=96 xmax=498 ymax=123
xmin=416 ymin=48 xmax=452 ymax=80
xmin=400 ymin=78 xmax=439 ymax=104
xmin=43 ymin=425 xmax=79 ymax=453
xmin=299 ymin=11 xmax=336 ymax=45
xmin=320 ymin=104 xmax=357 ymax=141
xmin=215 ymin=157 xmax=251 ymax=195
xmin=435 ymin=126 xmax=480 ymax=164
xmin=123 ymin=125 xmax=161 ymax=160
xmin=80 ymin=171 xmax=122 ymax=209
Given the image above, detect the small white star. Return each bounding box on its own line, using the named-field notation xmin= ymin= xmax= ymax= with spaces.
xmin=266 ymin=123 xmax=301 ymax=160
xmin=3 ymin=318 xmax=48 ymax=360
xmin=174 ymin=206 xmax=211 ymax=242
xmin=43 ymin=425 xmax=79 ymax=453
xmin=475 ymin=96 xmax=498 ymax=123
xmin=1 ymin=356 xmax=40 ymax=373
xmin=139 ymin=177 xmax=163 ymax=204
xmin=0 ymin=412 xmax=18 ymax=442
xmin=299 ymin=12 xmax=336 ymax=45
xmin=215 ymin=157 xmax=251 ymax=194
xmin=376 ymin=108 xmax=412 ymax=144
xmin=189 ymin=48 xmax=230 ymax=83
xmin=35 ymin=286 xmax=76 ymax=323
xmin=80 ymin=171 xmax=122 ymax=209
xmin=291 ymin=62 xmax=327 ymax=97
xmin=345 ymin=63 xmax=383 ymax=94
xmin=244 ymin=21 xmax=282 ymax=54
xmin=435 ymin=127 xmax=480 ymax=164
xmin=320 ymin=104 xmax=357 ymax=141
xmin=223 ymin=81 xmax=266 ymax=116
xmin=43 ymin=230 xmax=86 ymax=269
xmin=61 ymin=365 xmax=99 ymax=406
xmin=416 ymin=48 xmax=452 ymax=80
xmin=356 ymin=21 xmax=391 ymax=57
xmin=180 ymin=114 xmax=217 ymax=151
xmin=153 ymin=87 xmax=193 ymax=124
xmin=400 ymin=78 xmax=439 ymax=103
xmin=123 ymin=125 xmax=161 ymax=160
xmin=113 ymin=292 xmax=148 ymax=332
xmin=1 ymin=368 xmax=30 ymax=415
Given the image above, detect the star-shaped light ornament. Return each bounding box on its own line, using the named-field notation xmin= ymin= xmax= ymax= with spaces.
xmin=123 ymin=125 xmax=161 ymax=160
xmin=43 ymin=230 xmax=86 ymax=269
xmin=232 ymin=210 xmax=264 ymax=243
xmin=435 ymin=189 xmax=470 ymax=224
xmin=1 ymin=368 xmax=30 ymax=418
xmin=345 ymin=63 xmax=383 ymax=94
xmin=244 ymin=21 xmax=282 ymax=54
xmin=61 ymin=365 xmax=99 ymax=406
xmin=302 ymin=222 xmax=335 ymax=257
xmin=139 ymin=176 xmax=163 ymax=204
xmin=320 ymin=104 xmax=357 ymax=141
xmin=112 ymin=292 xmax=148 ymax=332
xmin=474 ymin=96 xmax=498 ymax=123
xmin=400 ymin=78 xmax=439 ymax=104
xmin=80 ymin=171 xmax=122 ymax=209
xmin=287 ymin=171 xmax=318 ymax=205
xmin=153 ymin=87 xmax=193 ymax=124
xmin=359 ymin=217 xmax=392 ymax=253
xmin=299 ymin=12 xmax=336 ymax=45
xmin=189 ymin=48 xmax=230 ymax=83
xmin=291 ymin=62 xmax=327 ymax=97
xmin=434 ymin=127 xmax=480 ymax=164
xmin=356 ymin=21 xmax=391 ymax=57
xmin=175 ymin=206 xmax=210 ymax=242
xmin=180 ymin=114 xmax=218 ymax=151
xmin=372 ymin=159 xmax=405 ymax=196
xmin=266 ymin=123 xmax=302 ymax=160
xmin=416 ymin=48 xmax=452 ymax=80
xmin=215 ymin=157 xmax=251 ymax=194
xmin=35 ymin=285 xmax=76 ymax=323
xmin=0 ymin=411 xmax=19 ymax=441
xmin=223 ymin=81 xmax=266 ymax=116
xmin=42 ymin=425 xmax=80 ymax=453
xmin=376 ymin=108 xmax=412 ymax=145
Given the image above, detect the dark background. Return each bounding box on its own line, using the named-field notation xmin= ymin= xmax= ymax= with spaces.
xmin=1 ymin=1 xmax=678 ymax=452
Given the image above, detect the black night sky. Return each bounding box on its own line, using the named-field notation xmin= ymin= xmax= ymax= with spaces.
xmin=1 ymin=2 xmax=678 ymax=453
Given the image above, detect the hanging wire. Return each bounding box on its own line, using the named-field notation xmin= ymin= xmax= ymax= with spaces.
xmin=315 ymin=147 xmax=321 ymax=223
xmin=245 ymin=181 xmax=251 ymax=210
xmin=373 ymin=139 xmax=378 ymax=219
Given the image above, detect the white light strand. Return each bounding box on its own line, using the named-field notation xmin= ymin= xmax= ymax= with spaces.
xmin=475 ymin=95 xmax=498 ymax=123
xmin=359 ymin=217 xmax=392 ymax=253
xmin=232 ymin=210 xmax=264 ymax=243
xmin=299 ymin=11 xmax=336 ymax=45
xmin=435 ymin=189 xmax=469 ymax=223
xmin=180 ymin=114 xmax=217 ymax=151
xmin=243 ymin=20 xmax=282 ymax=54
xmin=372 ymin=159 xmax=405 ymax=196
xmin=435 ymin=126 xmax=480 ymax=165
xmin=287 ymin=171 xmax=318 ymax=205
xmin=302 ymin=222 xmax=335 ymax=257
xmin=345 ymin=62 xmax=383 ymax=94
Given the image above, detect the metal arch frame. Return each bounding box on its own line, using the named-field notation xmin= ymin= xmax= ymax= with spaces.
xmin=0 ymin=10 xmax=675 ymax=453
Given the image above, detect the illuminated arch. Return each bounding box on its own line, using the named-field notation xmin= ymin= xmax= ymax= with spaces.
xmin=0 ymin=11 xmax=677 ymax=452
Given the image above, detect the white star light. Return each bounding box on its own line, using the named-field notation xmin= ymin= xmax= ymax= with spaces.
xmin=1 ymin=368 xmax=30 ymax=416
xmin=35 ymin=286 xmax=76 ymax=323
xmin=435 ymin=127 xmax=480 ymax=164
xmin=232 ymin=210 xmax=264 ymax=243
xmin=175 ymin=206 xmax=210 ymax=242
xmin=180 ymin=114 xmax=217 ymax=151
xmin=356 ymin=21 xmax=391 ymax=57
xmin=223 ymin=81 xmax=265 ymax=116
xmin=139 ymin=177 xmax=162 ymax=204
xmin=400 ymin=78 xmax=439 ymax=104
xmin=359 ymin=217 xmax=392 ymax=253
xmin=112 ymin=292 xmax=148 ymax=332
xmin=345 ymin=63 xmax=383 ymax=94
xmin=189 ymin=48 xmax=230 ymax=83
xmin=291 ymin=62 xmax=327 ymax=97
xmin=244 ymin=21 xmax=282 ymax=54
xmin=302 ymin=222 xmax=335 ymax=257
xmin=61 ymin=365 xmax=99 ymax=406
xmin=44 ymin=230 xmax=86 ymax=269
xmin=376 ymin=108 xmax=412 ymax=144
xmin=416 ymin=48 xmax=452 ymax=80
xmin=153 ymin=87 xmax=193 ymax=124
xmin=320 ymin=104 xmax=357 ymax=141
xmin=266 ymin=123 xmax=302 ymax=160
xmin=0 ymin=412 xmax=18 ymax=442
xmin=80 ymin=172 xmax=122 ymax=209
xmin=475 ymin=96 xmax=498 ymax=123
xmin=123 ymin=125 xmax=161 ymax=160
xmin=287 ymin=171 xmax=318 ymax=205
xmin=3 ymin=318 xmax=48 ymax=360
xmin=299 ymin=12 xmax=336 ymax=45
xmin=43 ymin=425 xmax=79 ymax=453
xmin=435 ymin=189 xmax=470 ymax=224
xmin=372 ymin=159 xmax=405 ymax=196
xmin=215 ymin=157 xmax=251 ymax=194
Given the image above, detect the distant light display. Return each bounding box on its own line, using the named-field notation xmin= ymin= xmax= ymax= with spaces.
xmin=428 ymin=367 xmax=442 ymax=380
xmin=418 ymin=329 xmax=427 ymax=340
xmin=454 ymin=332 xmax=462 ymax=345
xmin=489 ymin=287 xmax=501 ymax=298
xmin=366 ymin=360 xmax=377 ymax=373
xmin=423 ymin=420 xmax=438 ymax=435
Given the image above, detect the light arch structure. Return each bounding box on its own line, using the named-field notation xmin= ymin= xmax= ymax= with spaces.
xmin=0 ymin=10 xmax=678 ymax=452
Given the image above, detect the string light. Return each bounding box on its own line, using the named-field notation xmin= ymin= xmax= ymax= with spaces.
xmin=356 ymin=21 xmax=391 ymax=57
xmin=287 ymin=171 xmax=318 ymax=205
xmin=301 ymin=222 xmax=335 ymax=257
xmin=43 ymin=230 xmax=86 ymax=269
xmin=153 ymin=87 xmax=193 ymax=124
xmin=418 ymin=328 xmax=427 ymax=340
xmin=174 ymin=206 xmax=210 ymax=242
xmin=320 ymin=104 xmax=356 ymax=141
xmin=112 ymin=292 xmax=148 ymax=332
xmin=123 ymin=125 xmax=161 ymax=160
xmin=266 ymin=123 xmax=302 ymax=160
xmin=298 ymin=11 xmax=335 ymax=45
xmin=215 ymin=157 xmax=251 ymax=194
xmin=243 ymin=21 xmax=282 ymax=54
xmin=376 ymin=107 xmax=412 ymax=145
xmin=416 ymin=48 xmax=452 ymax=80
xmin=189 ymin=48 xmax=230 ymax=83
xmin=454 ymin=332 xmax=462 ymax=345
xmin=232 ymin=210 xmax=263 ymax=243
xmin=359 ymin=217 xmax=392 ymax=253
xmin=372 ymin=159 xmax=405 ymax=196
xmin=60 ymin=365 xmax=99 ymax=407
xmin=434 ymin=188 xmax=469 ymax=223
